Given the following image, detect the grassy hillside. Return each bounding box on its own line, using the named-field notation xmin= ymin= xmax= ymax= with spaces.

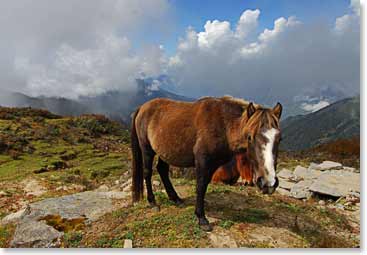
xmin=0 ymin=107 xmax=130 ymax=215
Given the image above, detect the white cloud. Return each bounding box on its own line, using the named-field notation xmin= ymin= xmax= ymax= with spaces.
xmin=0 ymin=0 xmax=170 ymax=98
xmin=301 ymin=101 xmax=330 ymax=112
xmin=168 ymin=0 xmax=359 ymax=104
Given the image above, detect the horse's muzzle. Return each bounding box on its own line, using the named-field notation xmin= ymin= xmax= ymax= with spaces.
xmin=256 ymin=176 xmax=279 ymax=194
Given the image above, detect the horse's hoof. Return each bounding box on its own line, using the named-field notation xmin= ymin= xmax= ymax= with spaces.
xmin=174 ymin=198 xmax=184 ymax=207
xmin=199 ymin=223 xmax=213 ymax=232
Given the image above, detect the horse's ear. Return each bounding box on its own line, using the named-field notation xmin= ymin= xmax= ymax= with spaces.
xmin=273 ymin=102 xmax=282 ymax=119
xmin=247 ymin=102 xmax=256 ymax=119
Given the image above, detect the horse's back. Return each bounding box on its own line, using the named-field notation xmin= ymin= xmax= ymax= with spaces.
xmin=135 ymin=98 xmax=197 ymax=167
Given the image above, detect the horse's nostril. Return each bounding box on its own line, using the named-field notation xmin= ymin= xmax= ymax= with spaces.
xmin=256 ymin=177 xmax=264 ymax=189
xmin=274 ymin=177 xmax=279 ymax=188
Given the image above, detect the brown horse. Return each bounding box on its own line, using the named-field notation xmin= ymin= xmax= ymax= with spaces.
xmin=131 ymin=96 xmax=282 ymax=231
xmin=212 ymin=153 xmax=253 ymax=185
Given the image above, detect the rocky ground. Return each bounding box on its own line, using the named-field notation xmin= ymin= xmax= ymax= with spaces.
xmin=0 ymin=107 xmax=360 ymax=248
xmin=0 ymin=159 xmax=360 ymax=248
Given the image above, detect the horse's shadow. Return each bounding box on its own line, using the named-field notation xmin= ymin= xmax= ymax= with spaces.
xmin=171 ymin=188 xmax=356 ymax=248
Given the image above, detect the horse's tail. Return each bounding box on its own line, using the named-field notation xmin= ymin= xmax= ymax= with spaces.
xmin=131 ymin=107 xmax=144 ymax=202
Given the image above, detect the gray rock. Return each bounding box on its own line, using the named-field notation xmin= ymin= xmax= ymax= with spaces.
xmin=277 ymin=169 xmax=294 ymax=180
xmin=312 ymin=161 xmax=343 ymax=171
xmin=10 ymin=191 xmax=129 ymax=247
xmin=294 ymin=166 xmax=322 ymax=180
xmin=343 ymin=166 xmax=357 ymax=172
xmin=124 ymin=239 xmax=133 ymax=248
xmin=310 ymin=170 xmax=360 ymax=197
xmin=279 ymin=179 xmax=295 ymax=190
xmin=1 ymin=208 xmax=27 ymax=225
xmin=276 ymin=188 xmax=291 ymax=196
xmin=10 ymin=220 xmax=63 ymax=248
xmin=290 ymin=180 xmax=313 ymax=199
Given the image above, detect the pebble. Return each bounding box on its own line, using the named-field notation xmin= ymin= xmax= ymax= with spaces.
xmin=0 ymin=191 xmax=7 ymax=197
xmin=318 ymin=200 xmax=325 ymax=206
xmin=152 ymin=180 xmax=160 ymax=186
xmin=124 ymin=239 xmax=133 ymax=248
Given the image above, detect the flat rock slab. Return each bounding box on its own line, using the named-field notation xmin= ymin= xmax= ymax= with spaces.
xmin=310 ymin=170 xmax=360 ymax=197
xmin=276 ymin=188 xmax=291 ymax=196
xmin=294 ymin=166 xmax=322 ymax=180
xmin=311 ymin=161 xmax=343 ymax=171
xmin=277 ymin=169 xmax=294 ymax=180
xmin=290 ymin=180 xmax=313 ymax=199
xmin=8 ymin=190 xmax=129 ymax=248
xmin=279 ymin=179 xmax=295 ymax=190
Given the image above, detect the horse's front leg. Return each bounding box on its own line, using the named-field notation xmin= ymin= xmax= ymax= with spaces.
xmin=194 ymin=156 xmax=215 ymax=232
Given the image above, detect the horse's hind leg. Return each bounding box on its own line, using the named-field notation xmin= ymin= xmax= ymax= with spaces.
xmin=157 ymin=158 xmax=183 ymax=205
xmin=142 ymin=149 xmax=156 ymax=207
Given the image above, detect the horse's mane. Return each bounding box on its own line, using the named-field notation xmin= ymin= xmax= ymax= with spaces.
xmin=197 ymin=95 xmax=261 ymax=110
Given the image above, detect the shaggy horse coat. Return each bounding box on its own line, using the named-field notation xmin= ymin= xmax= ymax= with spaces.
xmin=212 ymin=153 xmax=253 ymax=185
xmin=131 ymin=96 xmax=282 ymax=231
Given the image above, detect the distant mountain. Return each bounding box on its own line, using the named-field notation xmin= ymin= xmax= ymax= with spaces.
xmin=280 ymin=96 xmax=360 ymax=151
xmin=281 ymin=85 xmax=351 ymax=118
xmin=0 ymin=79 xmax=193 ymax=125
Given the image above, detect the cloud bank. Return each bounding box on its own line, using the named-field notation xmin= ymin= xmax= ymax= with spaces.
xmin=168 ymin=1 xmax=360 ymax=104
xmin=0 ymin=0 xmax=360 ymax=104
xmin=0 ymin=0 xmax=169 ymax=98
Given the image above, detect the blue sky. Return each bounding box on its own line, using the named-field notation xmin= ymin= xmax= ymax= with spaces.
xmin=154 ymin=0 xmax=351 ymax=55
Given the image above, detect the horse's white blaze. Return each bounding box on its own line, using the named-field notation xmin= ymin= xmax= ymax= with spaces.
xmin=262 ymin=128 xmax=278 ymax=186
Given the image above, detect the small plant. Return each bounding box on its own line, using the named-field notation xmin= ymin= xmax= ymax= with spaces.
xmin=64 ymin=231 xmax=83 ymax=248
xmin=218 ymin=219 xmax=235 ymax=229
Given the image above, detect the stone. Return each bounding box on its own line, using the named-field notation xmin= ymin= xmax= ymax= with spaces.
xmin=23 ymin=179 xmax=46 ymax=197
xmin=309 ymin=170 xmax=360 ymax=197
xmin=343 ymin=166 xmax=357 ymax=172
xmin=294 ymin=166 xmax=322 ymax=180
xmin=0 ymin=191 xmax=7 ymax=197
xmin=9 ymin=190 xmax=130 ymax=247
xmin=96 ymin=184 xmax=109 ymax=192
xmin=1 ymin=208 xmax=27 ymax=225
xmin=318 ymin=200 xmax=325 ymax=206
xmin=276 ymin=188 xmax=291 ymax=196
xmin=279 ymin=179 xmax=295 ymax=190
xmin=10 ymin=220 xmax=63 ymax=248
xmin=313 ymin=161 xmax=343 ymax=171
xmin=290 ymin=180 xmax=313 ymax=199
xmin=152 ymin=180 xmax=161 ymax=186
xmin=124 ymin=239 xmax=133 ymax=248
xmin=277 ymin=169 xmax=294 ymax=180
xmin=209 ymin=229 xmax=238 ymax=248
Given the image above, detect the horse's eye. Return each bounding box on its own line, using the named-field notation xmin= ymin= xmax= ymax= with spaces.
xmin=247 ymin=134 xmax=252 ymax=142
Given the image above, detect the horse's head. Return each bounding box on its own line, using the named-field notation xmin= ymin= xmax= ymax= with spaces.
xmin=240 ymin=102 xmax=282 ymax=194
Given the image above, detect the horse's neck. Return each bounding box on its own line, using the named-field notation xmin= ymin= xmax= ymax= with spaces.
xmin=226 ymin=117 xmax=245 ymax=152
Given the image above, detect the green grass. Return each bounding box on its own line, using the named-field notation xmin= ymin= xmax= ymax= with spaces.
xmin=64 ymin=231 xmax=83 ymax=248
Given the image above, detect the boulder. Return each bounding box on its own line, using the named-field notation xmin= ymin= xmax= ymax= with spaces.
xmin=9 ymin=190 xmax=129 ymax=247
xmin=1 ymin=208 xmax=27 ymax=225
xmin=290 ymin=180 xmax=313 ymax=199
xmin=10 ymin=220 xmax=63 ymax=248
xmin=311 ymin=161 xmax=343 ymax=171
xmin=309 ymin=170 xmax=360 ymax=197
